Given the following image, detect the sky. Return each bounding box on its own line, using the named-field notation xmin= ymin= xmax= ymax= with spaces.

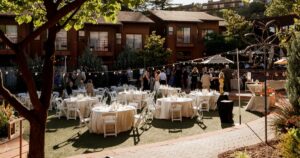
xmin=171 ymin=0 xmax=209 ymax=5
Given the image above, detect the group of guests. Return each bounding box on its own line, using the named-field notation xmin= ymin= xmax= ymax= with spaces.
xmin=54 ymin=69 xmax=95 ymax=98
xmin=140 ymin=65 xmax=233 ymax=93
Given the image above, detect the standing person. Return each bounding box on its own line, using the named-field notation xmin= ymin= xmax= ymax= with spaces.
xmin=66 ymin=81 xmax=74 ymax=96
xmin=86 ymin=79 xmax=95 ymax=96
xmin=201 ymin=72 xmax=211 ymax=90
xmin=175 ymin=66 xmax=182 ymax=88
xmin=159 ymin=69 xmax=167 ymax=85
xmin=182 ymin=68 xmax=188 ymax=89
xmin=154 ymin=70 xmax=161 ymax=91
xmin=191 ymin=67 xmax=199 ymax=90
xmin=166 ymin=67 xmax=171 ymax=83
xmin=223 ymin=65 xmax=233 ymax=92
xmin=142 ymin=69 xmax=150 ymax=90
xmin=219 ymin=71 xmax=225 ymax=94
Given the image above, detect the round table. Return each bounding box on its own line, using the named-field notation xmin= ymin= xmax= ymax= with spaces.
xmin=118 ymin=90 xmax=148 ymax=105
xmin=63 ymin=97 xmax=99 ymax=117
xmin=155 ymin=97 xmax=193 ymax=119
xmin=158 ymin=86 xmax=181 ymax=97
xmin=188 ymin=91 xmax=220 ymax=110
xmin=88 ymin=105 xmax=136 ymax=134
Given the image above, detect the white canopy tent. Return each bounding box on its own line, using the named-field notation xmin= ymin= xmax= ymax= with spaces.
xmin=201 ymin=55 xmax=234 ymax=64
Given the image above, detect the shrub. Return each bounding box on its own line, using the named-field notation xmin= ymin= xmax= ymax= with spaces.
xmin=271 ymin=98 xmax=298 ymax=134
xmin=231 ymin=150 xmax=251 ymax=158
xmin=0 ymin=104 xmax=13 ymax=137
xmin=279 ymin=128 xmax=300 ymax=158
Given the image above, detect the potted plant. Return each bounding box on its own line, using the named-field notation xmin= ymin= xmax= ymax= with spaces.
xmin=0 ymin=104 xmax=14 ymax=138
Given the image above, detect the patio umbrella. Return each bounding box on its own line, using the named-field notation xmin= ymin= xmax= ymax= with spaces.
xmin=201 ymin=55 xmax=234 ymax=64
xmin=274 ymin=57 xmax=287 ymax=65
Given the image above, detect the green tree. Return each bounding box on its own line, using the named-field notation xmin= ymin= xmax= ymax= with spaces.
xmin=265 ymin=0 xmax=294 ymax=17
xmin=140 ymin=31 xmax=172 ymax=67
xmin=238 ymin=1 xmax=266 ymax=19
xmin=78 ymin=47 xmax=104 ymax=72
xmin=0 ymin=0 xmax=142 ymax=157
xmin=223 ymin=9 xmax=252 ymax=37
xmin=116 ymin=48 xmax=141 ymax=69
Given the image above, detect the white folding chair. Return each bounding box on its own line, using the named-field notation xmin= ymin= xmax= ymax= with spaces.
xmin=199 ymin=97 xmax=210 ymax=112
xmin=102 ymin=112 xmax=118 ymax=138
xmin=55 ymin=98 xmax=67 ymax=119
xmin=170 ymin=103 xmax=182 ymax=122
xmin=76 ymin=109 xmax=90 ymax=127
xmin=146 ymin=97 xmax=157 ymax=121
xmin=66 ymin=101 xmax=78 ymax=120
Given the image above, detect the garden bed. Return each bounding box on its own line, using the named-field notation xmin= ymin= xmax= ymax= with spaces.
xmin=218 ymin=139 xmax=282 ymax=158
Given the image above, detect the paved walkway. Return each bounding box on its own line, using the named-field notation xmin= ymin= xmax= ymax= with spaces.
xmin=70 ymin=115 xmax=275 ymax=158
xmin=0 ymin=137 xmax=28 ymax=158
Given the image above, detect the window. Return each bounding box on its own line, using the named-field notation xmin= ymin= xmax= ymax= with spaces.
xmin=79 ymin=31 xmax=85 ymax=37
xmin=219 ymin=4 xmax=224 ymax=8
xmin=177 ymin=27 xmax=191 ymax=44
xmin=126 ymin=34 xmax=142 ymax=49
xmin=116 ymin=33 xmax=121 ymax=44
xmin=168 ymin=26 xmax=174 ymax=35
xmin=0 ymin=25 xmax=17 ymax=49
xmin=202 ymin=6 xmax=207 ymax=9
xmin=55 ymin=29 xmax=67 ymax=50
xmin=89 ymin=31 xmax=108 ymax=51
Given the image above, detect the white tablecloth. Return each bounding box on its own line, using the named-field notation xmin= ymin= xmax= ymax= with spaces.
xmin=245 ymin=95 xmax=275 ymax=113
xmin=188 ymin=91 xmax=220 ymax=110
xmin=118 ymin=90 xmax=148 ymax=105
xmin=63 ymin=97 xmax=99 ymax=117
xmin=247 ymin=83 xmax=263 ymax=94
xmin=155 ymin=97 xmax=193 ymax=119
xmin=158 ymin=86 xmax=181 ymax=97
xmin=88 ymin=105 xmax=136 ymax=134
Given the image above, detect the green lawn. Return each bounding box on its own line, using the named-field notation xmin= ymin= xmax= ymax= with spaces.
xmin=23 ymin=100 xmax=262 ymax=158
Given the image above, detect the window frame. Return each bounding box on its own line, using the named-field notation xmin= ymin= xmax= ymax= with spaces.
xmin=176 ymin=27 xmax=191 ymax=44
xmin=89 ymin=31 xmax=109 ymax=52
xmin=125 ymin=34 xmax=142 ymax=50
xmin=55 ymin=29 xmax=68 ymax=51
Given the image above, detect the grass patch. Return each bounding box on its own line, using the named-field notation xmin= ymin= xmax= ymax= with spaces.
xmin=22 ymin=101 xmax=262 ymax=158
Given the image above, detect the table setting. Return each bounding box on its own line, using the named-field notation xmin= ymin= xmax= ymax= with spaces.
xmin=155 ymin=96 xmax=193 ymax=119
xmin=88 ymin=103 xmax=136 ymax=134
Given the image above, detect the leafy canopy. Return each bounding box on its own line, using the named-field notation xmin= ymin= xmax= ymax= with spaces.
xmin=265 ymin=0 xmax=294 ymax=17
xmin=0 ymin=0 xmax=143 ymax=30
xmin=222 ymin=9 xmax=252 ymax=37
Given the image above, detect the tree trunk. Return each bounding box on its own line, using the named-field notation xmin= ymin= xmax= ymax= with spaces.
xmin=28 ymin=120 xmax=46 ymax=158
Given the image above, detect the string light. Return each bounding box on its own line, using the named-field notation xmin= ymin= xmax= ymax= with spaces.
xmin=5 ymin=71 xmax=8 ymax=75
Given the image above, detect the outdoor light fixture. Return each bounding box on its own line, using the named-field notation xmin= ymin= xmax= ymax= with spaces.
xmin=244 ymin=20 xmax=279 ymax=144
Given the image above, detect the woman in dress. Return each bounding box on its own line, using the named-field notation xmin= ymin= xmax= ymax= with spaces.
xmin=191 ymin=67 xmax=199 ymax=90
xmin=154 ymin=70 xmax=161 ymax=91
xmin=219 ymin=71 xmax=225 ymax=94
xmin=142 ymin=69 xmax=150 ymax=90
xmin=85 ymin=79 xmax=95 ymax=96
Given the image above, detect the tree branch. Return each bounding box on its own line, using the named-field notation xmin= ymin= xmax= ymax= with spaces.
xmin=0 ymin=71 xmax=32 ymax=121
xmin=58 ymin=5 xmax=81 ymax=30
xmin=0 ymin=30 xmax=16 ymax=50
xmin=20 ymin=0 xmax=87 ymax=48
xmin=14 ymin=48 xmax=42 ymax=112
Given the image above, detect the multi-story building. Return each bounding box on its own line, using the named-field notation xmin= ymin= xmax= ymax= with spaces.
xmin=148 ymin=10 xmax=223 ymax=62
xmin=0 ymin=10 xmax=225 ymax=68
xmin=201 ymin=0 xmax=246 ymax=12
xmin=0 ymin=11 xmax=153 ymax=68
